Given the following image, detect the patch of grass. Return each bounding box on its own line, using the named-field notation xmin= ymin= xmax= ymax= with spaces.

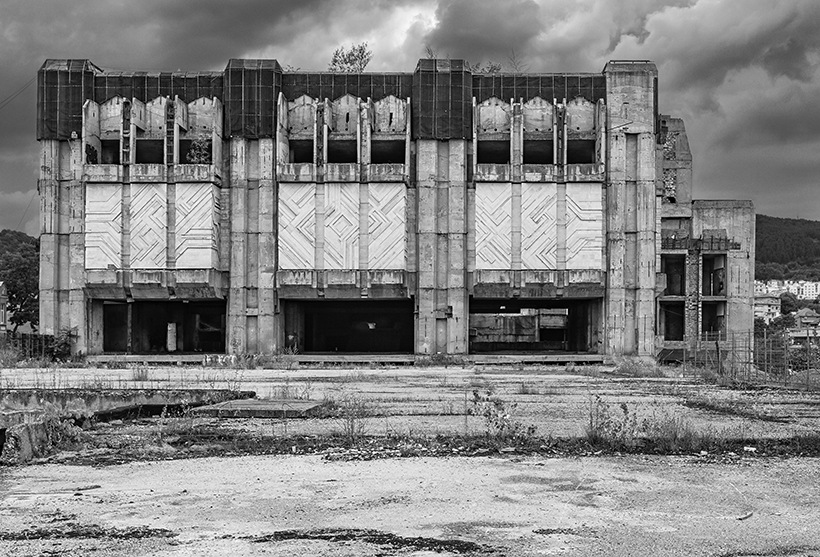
xmin=516 ymin=381 xmax=540 ymax=395
xmin=0 ymin=347 xmax=22 ymax=368
xmin=131 ymin=366 xmax=150 ymax=382
xmin=613 ymin=357 xmax=663 ymax=378
xmin=584 ymin=395 xmax=645 ymax=450
xmin=684 ymin=394 xmax=790 ymax=423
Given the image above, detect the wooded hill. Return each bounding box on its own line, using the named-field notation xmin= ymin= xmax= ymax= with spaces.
xmin=756 ymin=215 xmax=820 ymax=281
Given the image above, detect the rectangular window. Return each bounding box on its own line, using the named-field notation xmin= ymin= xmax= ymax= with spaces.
xmin=476 ymin=140 xmax=510 ymax=164
xmin=289 ymin=140 xmax=314 ymax=163
xmin=327 ymin=140 xmax=357 ymax=163
xmin=100 ymin=140 xmax=120 ymax=164
xmin=702 ymin=255 xmax=727 ymax=296
xmin=135 ymin=139 xmax=164 ymax=164
xmin=661 ymin=255 xmax=686 ymax=296
xmin=661 ymin=302 xmax=685 ymax=341
xmin=566 ymin=139 xmax=596 ymax=164
xmin=523 ymin=140 xmax=554 ymax=164
xmin=370 ymin=140 xmax=405 ymax=164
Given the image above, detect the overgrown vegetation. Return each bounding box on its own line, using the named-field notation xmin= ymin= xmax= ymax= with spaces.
xmin=328 ymin=42 xmax=373 ymax=73
xmin=0 ymin=229 xmax=39 ymax=332
xmin=469 ymin=388 xmax=537 ymax=443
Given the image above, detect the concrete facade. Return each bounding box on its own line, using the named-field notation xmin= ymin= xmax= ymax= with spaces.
xmin=36 ymin=58 xmax=754 ymax=357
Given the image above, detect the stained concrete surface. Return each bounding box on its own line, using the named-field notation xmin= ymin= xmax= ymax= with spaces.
xmin=1 ymin=455 xmax=819 ymax=556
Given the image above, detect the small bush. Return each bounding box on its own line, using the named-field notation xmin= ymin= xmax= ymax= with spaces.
xmin=470 ymin=388 xmax=537 ymax=443
xmin=0 ymin=347 xmax=22 ymax=368
xmin=584 ymin=395 xmax=645 ymax=450
xmin=333 ymin=394 xmax=374 ymax=443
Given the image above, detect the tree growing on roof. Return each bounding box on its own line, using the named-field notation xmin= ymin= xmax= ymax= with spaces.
xmin=328 ymin=42 xmax=373 ymax=73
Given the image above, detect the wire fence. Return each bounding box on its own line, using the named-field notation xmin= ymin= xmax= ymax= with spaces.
xmin=678 ymin=330 xmax=820 ymax=391
xmin=0 ymin=331 xmax=56 ymax=360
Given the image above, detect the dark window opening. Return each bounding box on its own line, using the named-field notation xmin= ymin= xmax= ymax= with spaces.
xmin=371 ymin=140 xmax=405 ymax=164
xmin=289 ymin=140 xmax=314 ymax=163
xmin=0 ymin=428 xmax=5 ymax=457
xmin=476 ymin=140 xmax=510 ymax=164
xmin=284 ymin=300 xmax=413 ymax=354
xmin=327 ymin=140 xmax=358 ymax=163
xmin=702 ymin=302 xmax=725 ymax=337
xmin=661 ymin=302 xmax=684 ymax=341
xmin=661 ymin=255 xmax=686 ymax=296
xmin=523 ymin=140 xmax=554 ymax=164
xmin=702 ymin=255 xmax=726 ymax=296
xmin=100 ymin=140 xmax=120 ymax=164
xmin=135 ymin=139 xmax=164 ymax=164
xmin=566 ymin=140 xmax=596 ymax=164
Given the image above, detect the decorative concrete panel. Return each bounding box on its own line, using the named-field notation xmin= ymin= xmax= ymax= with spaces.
xmin=566 ymin=183 xmax=603 ymax=270
xmin=522 ymin=182 xmax=557 ymax=269
xmin=279 ymin=183 xmax=316 ymax=269
xmin=176 ymin=183 xmax=219 ymax=269
xmin=324 ymin=183 xmax=360 ymax=270
xmin=476 ymin=183 xmax=511 ymax=269
xmin=369 ymin=183 xmax=406 ymax=269
xmin=130 ymin=183 xmax=167 ymax=269
xmin=85 ymin=184 xmax=122 ymax=270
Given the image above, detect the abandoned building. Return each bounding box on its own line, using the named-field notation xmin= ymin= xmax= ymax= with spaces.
xmin=36 ymin=58 xmax=754 ymax=358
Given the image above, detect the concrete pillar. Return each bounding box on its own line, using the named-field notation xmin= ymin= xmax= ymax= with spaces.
xmin=415 ymin=139 xmax=468 ymax=355
xmin=227 ymin=138 xmax=248 ymax=353
xmin=604 ymin=61 xmax=659 ymax=357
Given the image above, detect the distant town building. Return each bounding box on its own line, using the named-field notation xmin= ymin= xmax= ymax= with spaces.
xmin=754 ymin=295 xmax=781 ymax=325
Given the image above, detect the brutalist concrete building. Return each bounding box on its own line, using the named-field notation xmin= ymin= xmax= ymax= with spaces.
xmin=36 ymin=58 xmax=754 ymax=358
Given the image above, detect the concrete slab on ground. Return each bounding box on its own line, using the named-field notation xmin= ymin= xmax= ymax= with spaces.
xmin=190 ymin=399 xmax=327 ymax=419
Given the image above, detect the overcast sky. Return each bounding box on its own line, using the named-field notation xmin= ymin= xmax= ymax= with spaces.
xmin=1 ymin=0 xmax=819 ymax=236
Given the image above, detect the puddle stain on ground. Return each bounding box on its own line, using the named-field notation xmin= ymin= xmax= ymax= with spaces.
xmin=233 ymin=528 xmax=498 ymax=554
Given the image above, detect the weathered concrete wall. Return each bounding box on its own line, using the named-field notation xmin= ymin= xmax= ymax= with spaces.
xmin=415 ymin=140 xmax=468 ymax=354
xmin=604 ymin=62 xmax=658 ymax=356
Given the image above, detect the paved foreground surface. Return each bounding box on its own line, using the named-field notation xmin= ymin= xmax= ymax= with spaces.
xmin=2 ymin=454 xmax=819 ymax=556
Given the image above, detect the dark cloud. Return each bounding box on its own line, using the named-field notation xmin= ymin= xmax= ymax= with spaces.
xmin=422 ymin=0 xmax=543 ymax=65
xmin=1 ymin=0 xmax=820 ymax=234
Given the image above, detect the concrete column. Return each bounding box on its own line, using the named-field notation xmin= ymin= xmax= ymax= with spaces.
xmin=415 ymin=139 xmax=468 ymax=355
xmin=604 ymin=61 xmax=658 ymax=358
xmin=227 ymin=138 xmax=248 ymax=353
xmin=257 ymin=138 xmax=278 ymax=353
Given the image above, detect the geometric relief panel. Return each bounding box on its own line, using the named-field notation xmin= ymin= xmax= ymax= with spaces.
xmin=368 ymin=183 xmax=406 ymax=270
xmin=130 ymin=183 xmax=167 ymax=269
xmin=175 ymin=183 xmax=218 ymax=269
xmin=475 ymin=183 xmax=512 ymax=270
xmin=324 ymin=183 xmax=360 ymax=270
xmin=521 ymin=183 xmax=557 ymax=269
xmin=85 ymin=184 xmax=122 ymax=269
xmin=565 ymin=182 xmax=603 ymax=270
xmin=278 ymin=183 xmax=316 ymax=269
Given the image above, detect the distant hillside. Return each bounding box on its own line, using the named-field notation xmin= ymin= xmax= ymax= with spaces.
xmin=756 ymin=214 xmax=820 ymax=280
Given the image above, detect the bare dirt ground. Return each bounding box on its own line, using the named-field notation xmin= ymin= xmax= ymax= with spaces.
xmin=2 ymin=363 xmax=820 ymax=556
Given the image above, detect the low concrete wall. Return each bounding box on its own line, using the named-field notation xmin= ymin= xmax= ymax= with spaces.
xmin=0 ymin=388 xmax=256 ymax=420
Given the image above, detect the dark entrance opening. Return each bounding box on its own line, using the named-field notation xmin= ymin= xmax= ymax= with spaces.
xmin=469 ymin=298 xmax=601 ymax=353
xmin=102 ymin=300 xmax=226 ymax=354
xmin=100 ymin=140 xmax=120 ymax=164
xmin=134 ymin=139 xmax=164 ymax=164
xmin=284 ymin=299 xmax=413 ymax=353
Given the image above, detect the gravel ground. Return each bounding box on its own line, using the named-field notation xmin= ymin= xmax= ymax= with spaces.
xmin=2 ymin=454 xmax=820 ymax=556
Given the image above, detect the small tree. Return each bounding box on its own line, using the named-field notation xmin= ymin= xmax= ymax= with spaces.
xmin=0 ymin=230 xmax=39 ymax=332
xmin=780 ymin=292 xmax=799 ymax=315
xmin=186 ymin=136 xmax=211 ymax=164
xmin=328 ymin=42 xmax=373 ymax=73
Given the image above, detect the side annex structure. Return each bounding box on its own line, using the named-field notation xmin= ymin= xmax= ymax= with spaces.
xmin=36 ymin=58 xmax=754 ymax=358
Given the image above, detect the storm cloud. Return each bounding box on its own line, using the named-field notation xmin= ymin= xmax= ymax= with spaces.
xmin=0 ymin=0 xmax=818 ymax=235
